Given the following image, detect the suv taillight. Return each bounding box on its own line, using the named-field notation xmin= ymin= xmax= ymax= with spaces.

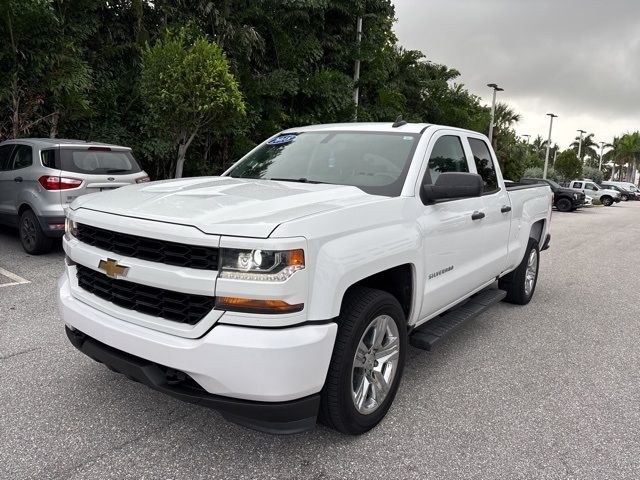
xmin=38 ymin=176 xmax=82 ymax=190
xmin=135 ymin=176 xmax=150 ymax=183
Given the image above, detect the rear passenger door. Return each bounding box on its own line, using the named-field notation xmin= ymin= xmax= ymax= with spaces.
xmin=0 ymin=144 xmax=17 ymax=216
xmin=1 ymin=144 xmax=33 ymax=216
xmin=465 ymin=136 xmax=511 ymax=279
xmin=417 ymin=131 xmax=495 ymax=320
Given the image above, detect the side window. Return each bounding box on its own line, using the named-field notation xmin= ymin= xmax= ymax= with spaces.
xmin=584 ymin=183 xmax=597 ymax=191
xmin=573 ymin=182 xmax=583 ymax=189
xmin=0 ymin=145 xmax=15 ymax=170
xmin=10 ymin=144 xmax=33 ymax=170
xmin=424 ymin=135 xmax=469 ymax=185
xmin=468 ymin=138 xmax=499 ymax=193
xmin=41 ymin=149 xmax=57 ymax=168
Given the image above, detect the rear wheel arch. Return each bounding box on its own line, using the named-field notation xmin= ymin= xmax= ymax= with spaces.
xmin=529 ymin=219 xmax=545 ymax=245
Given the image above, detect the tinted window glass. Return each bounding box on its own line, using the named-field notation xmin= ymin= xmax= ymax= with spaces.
xmin=424 ymin=135 xmax=468 ymax=184
xmin=11 ymin=145 xmax=33 ymax=170
xmin=0 ymin=145 xmax=14 ymax=170
xmin=41 ymin=149 xmax=58 ymax=168
xmin=573 ymin=182 xmax=583 ymax=189
xmin=59 ymin=148 xmax=141 ymax=174
xmin=584 ymin=183 xmax=597 ymax=191
xmin=468 ymin=138 xmax=499 ymax=193
xmin=228 ymin=132 xmax=419 ymax=197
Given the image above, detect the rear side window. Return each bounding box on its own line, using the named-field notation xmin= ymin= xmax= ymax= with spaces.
xmin=10 ymin=144 xmax=33 ymax=170
xmin=0 ymin=144 xmax=14 ymax=170
xmin=468 ymin=138 xmax=499 ymax=193
xmin=424 ymin=135 xmax=469 ymax=184
xmin=573 ymin=182 xmax=583 ymax=189
xmin=59 ymin=148 xmax=141 ymax=175
xmin=41 ymin=149 xmax=58 ymax=168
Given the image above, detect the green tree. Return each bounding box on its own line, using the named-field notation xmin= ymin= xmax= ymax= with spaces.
xmin=582 ymin=166 xmax=603 ymax=185
xmin=554 ymin=150 xmax=582 ymax=181
xmin=140 ymin=27 xmax=245 ymax=178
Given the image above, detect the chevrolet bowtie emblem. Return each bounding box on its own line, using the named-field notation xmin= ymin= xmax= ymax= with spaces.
xmin=98 ymin=258 xmax=129 ymax=279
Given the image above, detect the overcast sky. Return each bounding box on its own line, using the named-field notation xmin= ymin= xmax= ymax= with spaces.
xmin=393 ymin=0 xmax=640 ymax=151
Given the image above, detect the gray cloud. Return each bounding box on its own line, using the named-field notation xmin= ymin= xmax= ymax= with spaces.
xmin=393 ymin=0 xmax=640 ymax=148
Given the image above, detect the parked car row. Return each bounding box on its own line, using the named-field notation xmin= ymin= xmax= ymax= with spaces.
xmin=518 ymin=177 xmax=640 ymax=212
xmin=0 ymin=138 xmax=149 ymax=254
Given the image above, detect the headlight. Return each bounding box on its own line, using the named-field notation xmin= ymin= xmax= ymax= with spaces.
xmin=219 ymin=248 xmax=305 ymax=281
xmin=65 ymin=218 xmax=78 ymax=238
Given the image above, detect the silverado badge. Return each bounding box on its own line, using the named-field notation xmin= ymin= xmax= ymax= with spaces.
xmin=98 ymin=258 xmax=129 ymax=279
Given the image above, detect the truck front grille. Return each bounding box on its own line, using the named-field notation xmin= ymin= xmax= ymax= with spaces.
xmin=76 ymin=265 xmax=215 ymax=325
xmin=76 ymin=223 xmax=219 ymax=270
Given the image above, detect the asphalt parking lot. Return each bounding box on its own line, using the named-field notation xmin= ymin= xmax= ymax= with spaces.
xmin=1 ymin=203 xmax=640 ymax=480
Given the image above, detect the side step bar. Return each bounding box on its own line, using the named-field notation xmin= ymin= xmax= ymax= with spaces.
xmin=410 ymin=288 xmax=507 ymax=351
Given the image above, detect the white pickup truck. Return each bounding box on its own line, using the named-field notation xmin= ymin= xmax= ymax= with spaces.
xmin=59 ymin=122 xmax=552 ymax=435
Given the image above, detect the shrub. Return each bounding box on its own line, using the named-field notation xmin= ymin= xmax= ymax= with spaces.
xmin=582 ymin=166 xmax=604 ymax=185
xmin=522 ymin=166 xmax=559 ymax=182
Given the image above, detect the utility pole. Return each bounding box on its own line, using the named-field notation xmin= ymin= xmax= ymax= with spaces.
xmin=543 ymin=113 xmax=558 ymax=179
xmin=487 ymin=83 xmax=504 ymax=142
xmin=576 ymin=129 xmax=586 ymax=161
xmin=352 ymin=15 xmax=363 ymax=121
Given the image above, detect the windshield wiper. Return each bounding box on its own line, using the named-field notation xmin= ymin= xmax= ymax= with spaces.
xmin=269 ymin=177 xmax=324 ymax=184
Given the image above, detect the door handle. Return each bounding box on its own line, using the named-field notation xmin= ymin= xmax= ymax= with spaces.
xmin=14 ymin=177 xmax=23 ymax=183
xmin=501 ymin=205 xmax=512 ymax=213
xmin=471 ymin=211 xmax=485 ymax=221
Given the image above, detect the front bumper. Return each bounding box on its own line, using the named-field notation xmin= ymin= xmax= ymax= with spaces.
xmin=58 ymin=275 xmax=337 ymax=432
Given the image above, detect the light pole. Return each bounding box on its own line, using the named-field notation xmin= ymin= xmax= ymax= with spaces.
xmin=598 ymin=141 xmax=606 ymax=170
xmin=543 ymin=113 xmax=558 ymax=179
xmin=487 ymin=83 xmax=504 ymax=143
xmin=522 ymin=134 xmax=531 ymax=144
xmin=576 ymin=129 xmax=586 ymax=161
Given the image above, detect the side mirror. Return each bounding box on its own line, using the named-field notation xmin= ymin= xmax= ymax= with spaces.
xmin=421 ymin=172 xmax=484 ymax=203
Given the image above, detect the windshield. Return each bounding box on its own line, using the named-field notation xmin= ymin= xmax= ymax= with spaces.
xmin=60 ymin=148 xmax=141 ymax=175
xmin=546 ymin=179 xmax=561 ymax=189
xmin=227 ymin=131 xmax=420 ymax=196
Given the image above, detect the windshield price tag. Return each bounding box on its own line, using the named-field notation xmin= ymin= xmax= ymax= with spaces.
xmin=267 ymin=134 xmax=297 ymax=145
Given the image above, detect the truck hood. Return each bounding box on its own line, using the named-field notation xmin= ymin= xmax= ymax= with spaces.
xmin=70 ymin=177 xmax=382 ymax=237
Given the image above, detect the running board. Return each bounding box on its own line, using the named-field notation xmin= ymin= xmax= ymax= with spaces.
xmin=410 ymin=288 xmax=507 ymax=351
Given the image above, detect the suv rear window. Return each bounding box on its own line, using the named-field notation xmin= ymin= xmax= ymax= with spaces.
xmin=59 ymin=148 xmax=141 ymax=175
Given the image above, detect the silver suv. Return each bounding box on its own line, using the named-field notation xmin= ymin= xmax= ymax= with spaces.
xmin=0 ymin=138 xmax=149 ymax=254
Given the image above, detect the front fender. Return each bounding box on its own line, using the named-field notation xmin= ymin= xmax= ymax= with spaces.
xmin=305 ymin=224 xmax=423 ymax=323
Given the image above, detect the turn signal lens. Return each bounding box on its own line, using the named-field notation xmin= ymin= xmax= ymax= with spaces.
xmin=215 ymin=297 xmax=303 ymax=314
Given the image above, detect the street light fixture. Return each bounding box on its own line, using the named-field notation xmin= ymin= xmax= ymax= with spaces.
xmin=576 ymin=129 xmax=586 ymax=160
xmin=487 ymin=83 xmax=504 ymax=143
xmin=522 ymin=134 xmax=531 ymax=144
xmin=543 ymin=113 xmax=558 ymax=179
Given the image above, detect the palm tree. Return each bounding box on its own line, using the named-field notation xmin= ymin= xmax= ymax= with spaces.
xmin=493 ymin=102 xmax=521 ymax=131
xmin=610 ymin=132 xmax=640 ymax=182
xmin=531 ymin=135 xmax=548 ymax=161
xmin=570 ymin=132 xmax=598 ymax=161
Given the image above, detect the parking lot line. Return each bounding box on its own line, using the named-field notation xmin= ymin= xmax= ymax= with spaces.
xmin=0 ymin=266 xmax=30 ymax=288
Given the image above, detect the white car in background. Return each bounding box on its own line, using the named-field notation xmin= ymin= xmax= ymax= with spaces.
xmin=568 ymin=180 xmax=621 ymax=207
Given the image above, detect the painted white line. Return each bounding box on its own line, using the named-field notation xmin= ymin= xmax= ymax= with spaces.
xmin=0 ymin=267 xmax=30 ymax=288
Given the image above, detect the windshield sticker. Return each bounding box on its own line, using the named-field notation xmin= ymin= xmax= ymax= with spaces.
xmin=267 ymin=134 xmax=297 ymax=145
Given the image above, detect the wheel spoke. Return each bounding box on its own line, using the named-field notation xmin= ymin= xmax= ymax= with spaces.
xmin=354 ymin=344 xmax=367 ymax=368
xmin=354 ymin=375 xmax=370 ymax=410
xmin=371 ymin=316 xmax=388 ymax=349
xmin=372 ymin=370 xmax=390 ymax=399
xmin=374 ymin=337 xmax=399 ymax=363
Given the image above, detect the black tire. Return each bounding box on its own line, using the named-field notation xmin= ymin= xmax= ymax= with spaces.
xmin=555 ymin=197 xmax=573 ymax=212
xmin=19 ymin=209 xmax=53 ymax=255
xmin=601 ymin=196 xmax=613 ymax=207
xmin=319 ymin=286 xmax=407 ymax=435
xmin=499 ymin=237 xmax=540 ymax=305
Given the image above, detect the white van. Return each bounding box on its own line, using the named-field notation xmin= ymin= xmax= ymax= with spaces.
xmin=603 ymin=180 xmax=639 ymax=193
